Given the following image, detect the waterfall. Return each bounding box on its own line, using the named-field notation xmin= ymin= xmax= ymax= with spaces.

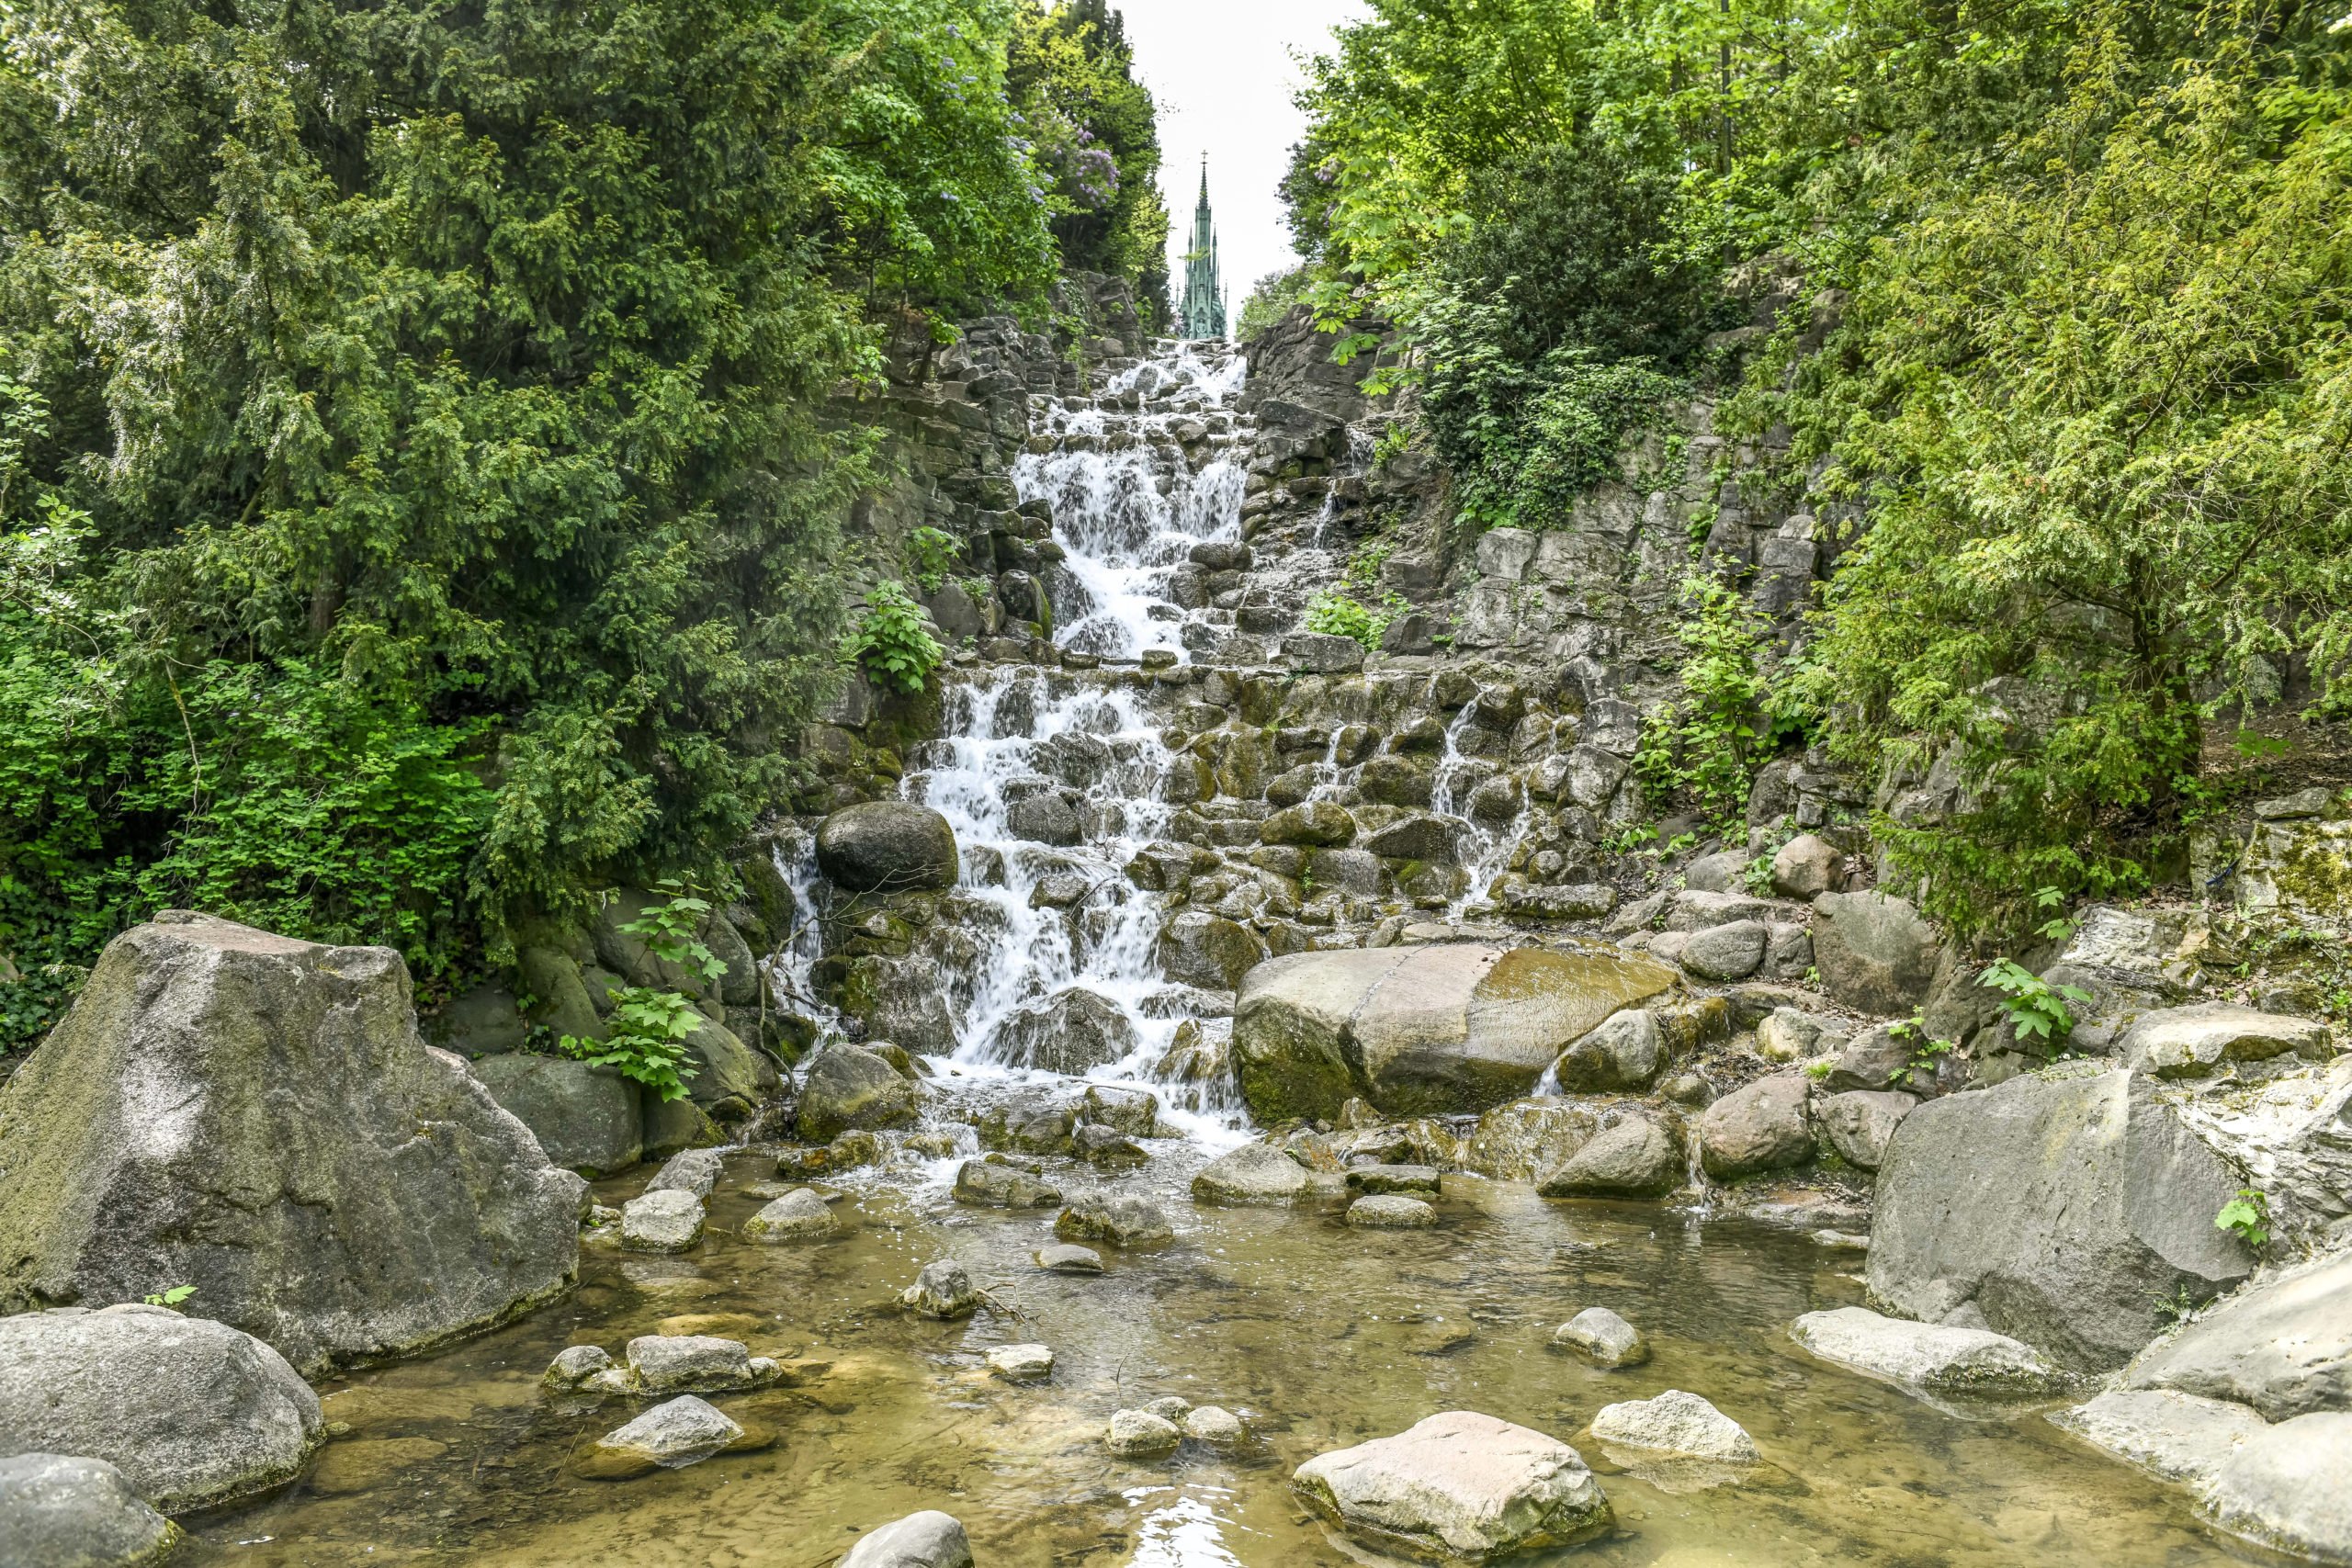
xmin=887 ymin=340 xmax=1255 ymax=1141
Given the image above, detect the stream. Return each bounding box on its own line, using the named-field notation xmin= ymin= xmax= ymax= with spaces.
xmin=172 ymin=344 xmax=2267 ymax=1565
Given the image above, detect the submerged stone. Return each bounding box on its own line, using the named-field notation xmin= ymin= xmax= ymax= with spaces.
xmin=582 ymin=1395 xmax=759 ymax=1478
xmin=1055 ymin=1191 xmax=1174 ymax=1247
xmin=901 ymin=1259 xmax=983 ymax=1320
xmin=1105 ymin=1408 xmax=1183 ymax=1457
xmin=0 ymin=1452 xmax=179 ymax=1567
xmin=742 ymin=1188 xmax=840 ymax=1242
xmin=1551 ymin=1307 xmax=1649 ymax=1369
xmin=1345 ymin=1194 xmax=1436 ymax=1229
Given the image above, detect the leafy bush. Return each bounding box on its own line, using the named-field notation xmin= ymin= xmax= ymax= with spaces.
xmin=2214 ymin=1189 xmax=2270 ymax=1249
xmin=906 ymin=527 xmax=964 ymax=595
xmin=560 ymin=991 xmax=701 ymax=1104
xmin=1304 ymin=591 xmax=1392 ymax=650
xmin=1238 ymin=266 xmax=1311 ymax=342
xmin=1634 ymin=577 xmax=1803 ymax=830
xmin=1977 ymin=960 xmax=2092 ymax=1055
xmin=844 ymin=582 xmax=945 ymax=695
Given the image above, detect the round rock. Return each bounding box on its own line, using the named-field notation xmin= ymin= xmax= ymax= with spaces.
xmin=1034 ymin=1244 xmax=1104 ymax=1274
xmin=1345 ymin=1195 xmax=1436 ymax=1229
xmin=1589 ymin=1389 xmax=1758 ymax=1462
xmin=742 ymin=1188 xmax=839 ymax=1242
xmin=840 ymin=1510 xmax=975 ymax=1568
xmin=1105 ymin=1408 xmax=1182 ymax=1457
xmin=1551 ymin=1307 xmax=1649 ymax=1369
xmin=815 ymin=801 xmax=959 ymax=893
xmin=0 ymin=1452 xmax=178 ymax=1567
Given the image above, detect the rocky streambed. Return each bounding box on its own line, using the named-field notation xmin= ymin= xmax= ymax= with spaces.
xmin=147 ymin=1139 xmax=2267 ymax=1568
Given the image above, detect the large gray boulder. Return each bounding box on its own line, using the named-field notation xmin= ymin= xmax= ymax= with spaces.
xmin=1815 ymin=1089 xmax=1915 ymax=1172
xmin=1292 ymin=1410 xmax=1612 ymax=1562
xmin=470 ymin=1053 xmax=643 ymax=1176
xmin=1791 ymin=1306 xmax=2068 ymax=1393
xmin=1869 ymin=1066 xmax=2254 ymax=1369
xmin=2051 ymin=1389 xmax=2267 ymax=1484
xmin=796 ymin=1043 xmax=919 ymax=1142
xmin=1811 ymin=891 xmax=1942 ymax=1016
xmin=996 ymin=987 xmax=1137 ymax=1074
xmin=0 ymin=1452 xmax=177 ymax=1566
xmin=0 ymin=915 xmax=583 ymax=1376
xmin=1548 ymin=1009 xmax=1665 ymax=1093
xmin=678 ymin=1013 xmax=778 ymax=1121
xmin=1231 ymin=945 xmax=1676 ymax=1122
xmin=2203 ymin=1413 xmax=2352 ymax=1563
xmin=1695 ymin=1074 xmax=1815 ymax=1179
xmin=840 ymin=1510 xmax=975 ymax=1568
xmin=816 ymin=801 xmax=959 ymax=892
xmin=2126 ymin=1250 xmax=2352 ymax=1420
xmin=0 ymin=1305 xmax=324 ymax=1513
xmin=2117 ymin=1004 xmax=2333 ymax=1081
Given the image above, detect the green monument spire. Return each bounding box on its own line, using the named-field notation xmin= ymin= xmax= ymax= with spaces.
xmin=1179 ymin=156 xmax=1226 ymax=341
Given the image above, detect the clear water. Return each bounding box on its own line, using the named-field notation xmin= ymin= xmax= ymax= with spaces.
xmin=175 ymin=1145 xmax=2262 ymax=1566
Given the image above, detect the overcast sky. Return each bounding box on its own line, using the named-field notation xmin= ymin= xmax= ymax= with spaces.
xmin=1113 ymin=0 xmax=1369 ymax=317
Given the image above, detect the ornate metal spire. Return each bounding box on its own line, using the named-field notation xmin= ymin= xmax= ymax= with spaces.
xmin=1179 ymin=154 xmax=1226 ymax=341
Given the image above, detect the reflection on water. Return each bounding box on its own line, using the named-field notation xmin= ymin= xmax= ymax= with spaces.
xmin=175 ymin=1146 xmax=2263 ymax=1567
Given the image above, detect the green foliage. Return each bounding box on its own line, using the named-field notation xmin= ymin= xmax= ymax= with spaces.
xmin=2214 ymin=1189 xmax=2271 ymax=1249
xmin=906 ymin=527 xmax=964 ymax=595
xmin=619 ymin=881 xmax=729 ymax=987
xmin=1006 ymin=0 xmax=1171 ymax=321
xmin=0 ymin=0 xmax=1124 ymax=1037
xmin=141 ymin=1284 xmax=197 ymax=1309
xmin=1741 ymin=852 xmax=1777 ymax=898
xmin=1304 ymin=590 xmax=1392 ymax=651
xmin=561 ymin=992 xmax=701 ymax=1104
xmin=1884 ymin=1012 xmax=1955 ymax=1087
xmin=845 ymin=581 xmax=945 ymax=694
xmin=1978 ymin=959 xmax=2093 ymax=1055
xmin=1238 ymin=266 xmax=1311 ymax=342
xmin=1634 ymin=576 xmax=1802 ymax=829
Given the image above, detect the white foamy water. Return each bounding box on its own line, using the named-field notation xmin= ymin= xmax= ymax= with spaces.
xmin=881 ymin=342 xmax=1259 ymax=1141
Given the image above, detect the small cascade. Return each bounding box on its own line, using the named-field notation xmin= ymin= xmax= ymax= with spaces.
xmin=1429 ymin=686 xmax=1532 ymax=917
xmin=877 ymin=340 xmax=1258 ymax=1139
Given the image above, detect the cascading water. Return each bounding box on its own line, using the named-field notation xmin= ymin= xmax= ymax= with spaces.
xmin=883 ymin=340 xmax=1256 ymax=1140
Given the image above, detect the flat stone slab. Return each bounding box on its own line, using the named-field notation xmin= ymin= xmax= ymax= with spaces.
xmin=623 ymin=1335 xmax=778 ymax=1395
xmin=1346 ymin=1195 xmax=1436 ymax=1229
xmin=1292 ymin=1409 xmax=1612 ymax=1562
xmin=2204 ymin=1411 xmax=2352 ymax=1562
xmin=1034 ymin=1244 xmax=1104 ymax=1274
xmin=2126 ymin=1249 xmax=2352 ymax=1421
xmin=1344 ymin=1164 xmax=1441 ymax=1196
xmin=1191 ymin=1144 xmax=1313 ymax=1205
xmin=984 ymin=1344 xmax=1054 ymax=1382
xmin=620 ymin=1189 xmax=705 ymax=1252
xmin=2050 ymin=1389 xmax=2267 ymax=1485
xmin=1791 ymin=1306 xmax=2069 ymax=1393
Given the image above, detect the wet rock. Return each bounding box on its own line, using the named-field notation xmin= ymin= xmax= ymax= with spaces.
xmin=1184 ymin=1405 xmax=1245 ymax=1444
xmin=0 ymin=1305 xmax=324 ymax=1513
xmin=1869 ymin=1066 xmax=2252 ymax=1369
xmin=1504 ymin=884 xmax=1620 ymax=920
xmin=984 ymin=1343 xmax=1054 ymax=1382
xmin=1810 ymin=891 xmax=1943 ymax=1016
xmin=1770 ymin=834 xmax=1847 ymax=898
xmin=1815 ymin=1089 xmax=1915 ymax=1171
xmin=796 ymin=1043 xmax=920 ymax=1142
xmin=1005 ymin=789 xmax=1081 ymax=845
xmin=1055 ymin=1192 xmax=1174 ymax=1247
xmin=2202 ymin=1413 xmax=2352 ymax=1562
xmin=954 ymin=1160 xmax=1064 ymax=1209
xmin=1461 ymin=1099 xmax=1605 ymax=1181
xmin=1550 ymin=1009 xmax=1665 ymax=1093
xmin=1682 ymin=920 xmax=1770 ymax=982
xmin=620 ymin=1189 xmax=705 ymax=1252
xmin=901 ymin=1259 xmax=984 ymax=1320
xmin=1791 ymin=1307 xmax=2069 ymax=1393
xmin=1536 ymin=1113 xmax=1684 ymax=1199
xmin=586 ymin=1395 xmax=751 ymax=1476
xmin=1283 ymin=631 xmax=1366 ymax=675
xmin=1230 ymin=944 xmax=1676 ymax=1122
xmin=470 ymin=1054 xmax=643 ymax=1177
xmin=1813 ymin=1229 xmax=1871 ymax=1251
xmin=1080 ymin=1082 xmax=1162 ymax=1136
xmin=643 ymin=1147 xmax=726 ymax=1200
xmin=831 ymin=954 xmax=961 ymax=1055
xmin=1589 ymin=1390 xmax=1758 ymax=1462
xmin=677 ymin=1013 xmax=778 ymax=1120
xmin=815 ymin=801 xmax=959 ymax=892
xmin=742 ymin=1188 xmax=839 ymax=1242
xmin=997 ymin=987 xmax=1137 ymax=1074
xmin=2117 ymin=1004 xmax=2332 ymax=1080
xmin=0 ymin=1452 xmax=178 ymax=1566
xmin=624 ymin=1334 xmax=780 ymax=1395
xmin=1106 ymin=1407 xmax=1183 ymax=1457
xmin=1261 ymin=801 xmax=1357 ymax=847
xmin=1551 ymin=1307 xmax=1649 ymax=1369
xmin=1292 ymin=1410 xmax=1612 ymax=1562
xmin=1192 ymin=1144 xmax=1313 ymax=1205
xmin=1144 ymin=1395 xmax=1192 ymax=1422
xmin=0 ymin=914 xmax=584 ymax=1378
xmin=1695 ymin=1074 xmax=1815 ymax=1179
xmin=1358 ymin=754 xmax=1436 ymax=807
xmin=1361 ymin=814 xmax=1468 ymax=864
xmin=1344 ymin=1164 xmax=1441 ymax=1197
xmin=2125 ymin=1249 xmax=2352 ymax=1420
xmin=1073 ymin=1124 xmax=1148 ymax=1168
xmin=839 ymin=1510 xmax=975 ymax=1568
xmin=1156 ymin=911 xmax=1264 ymax=991
xmin=543 ymin=1344 xmax=617 ymax=1392
xmin=1034 ymin=1244 xmax=1103 ymax=1274
xmin=1345 ymin=1195 xmax=1436 ymax=1228
xmin=2051 ymin=1389 xmax=2267 ymax=1483
xmin=1756 ymin=1007 xmax=1845 ymax=1064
